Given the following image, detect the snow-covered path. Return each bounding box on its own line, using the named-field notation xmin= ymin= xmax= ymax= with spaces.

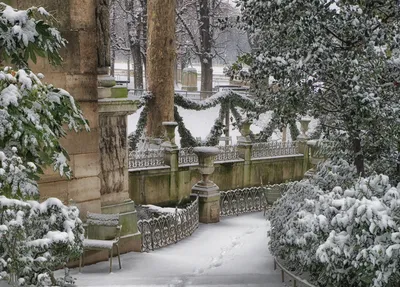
xmin=72 ymin=212 xmax=283 ymax=287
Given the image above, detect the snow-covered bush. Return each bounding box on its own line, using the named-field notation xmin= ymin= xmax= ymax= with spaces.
xmin=268 ymin=163 xmax=400 ymax=286
xmin=0 ymin=197 xmax=84 ymax=286
xmin=0 ymin=4 xmax=87 ymax=286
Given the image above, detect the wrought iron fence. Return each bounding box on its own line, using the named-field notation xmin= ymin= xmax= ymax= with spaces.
xmin=220 ymin=183 xmax=294 ymax=216
xmin=128 ymin=149 xmax=165 ymax=169
xmin=178 ymin=145 xmax=242 ymax=166
xmin=252 ymin=141 xmax=299 ymax=159
xmin=178 ymin=147 xmax=198 ymax=165
xmin=215 ymin=145 xmax=241 ymax=162
xmin=129 ymin=141 xmax=300 ymax=169
xmin=137 ymin=196 xmax=199 ymax=252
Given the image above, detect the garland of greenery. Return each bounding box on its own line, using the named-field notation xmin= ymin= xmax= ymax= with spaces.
xmin=128 ymin=92 xmax=151 ymax=150
xmin=174 ymin=106 xmax=199 ymax=148
xmin=289 ymin=120 xmax=300 ymax=141
xmin=174 ymin=90 xmax=258 ymax=111
xmin=128 ymin=90 xmax=298 ymax=150
xmin=204 ymin=101 xmax=228 ymax=146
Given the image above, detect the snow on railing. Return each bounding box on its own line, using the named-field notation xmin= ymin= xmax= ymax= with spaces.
xmin=178 ymin=147 xmax=198 ymax=165
xmin=129 ymin=141 xmax=301 ymax=169
xmin=128 ymin=149 xmax=165 ymax=169
xmin=137 ymin=196 xmax=199 ymax=252
xmin=251 ymin=141 xmax=299 ymax=159
xmin=220 ymin=183 xmax=295 ymax=216
xmin=178 ymin=145 xmax=242 ymax=166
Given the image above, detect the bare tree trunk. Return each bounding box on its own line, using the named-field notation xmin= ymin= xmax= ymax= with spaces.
xmin=126 ymin=0 xmax=144 ymax=90
xmin=110 ymin=0 xmax=116 ymax=77
xmin=96 ymin=0 xmax=111 ymax=73
xmin=199 ymin=0 xmax=213 ymax=92
xmin=146 ymin=0 xmax=176 ymax=138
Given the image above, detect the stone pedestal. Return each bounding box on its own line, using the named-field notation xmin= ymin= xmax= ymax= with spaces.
xmin=296 ymin=118 xmax=311 ymax=176
xmin=237 ymin=121 xmax=253 ymax=187
xmin=191 ymin=147 xmax=220 ymax=224
xmin=98 ymin=96 xmax=141 ymax=254
xmin=181 ymin=67 xmax=197 ymax=91
xmin=162 ymin=122 xmax=179 ymax=171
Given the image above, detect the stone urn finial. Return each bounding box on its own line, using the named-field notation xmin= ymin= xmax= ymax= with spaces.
xmin=192 ymin=146 xmax=221 ymax=224
xmin=162 ymin=121 xmax=178 ymax=150
xmin=193 ymin=146 xmax=220 ymax=187
xmin=238 ymin=119 xmax=252 ymax=145
xmin=298 ymin=118 xmax=311 ymax=140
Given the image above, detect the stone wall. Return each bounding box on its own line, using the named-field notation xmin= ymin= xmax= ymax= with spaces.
xmin=13 ymin=0 xmax=102 ymax=217
xmin=129 ymin=155 xmax=305 ymax=206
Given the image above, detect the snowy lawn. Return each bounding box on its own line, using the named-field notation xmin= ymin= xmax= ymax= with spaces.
xmin=69 ymin=212 xmax=284 ymax=287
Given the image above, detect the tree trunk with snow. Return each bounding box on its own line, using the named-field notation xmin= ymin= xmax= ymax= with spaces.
xmin=96 ymin=0 xmax=111 ymax=73
xmin=126 ymin=0 xmax=144 ymax=90
xmin=199 ymin=0 xmax=213 ymax=92
xmin=146 ymin=0 xmax=176 ymax=138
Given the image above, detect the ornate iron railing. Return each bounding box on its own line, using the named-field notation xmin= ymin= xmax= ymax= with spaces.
xmin=220 ymin=183 xmax=294 ymax=216
xmin=129 ymin=141 xmax=301 ymax=169
xmin=215 ymin=145 xmax=241 ymax=162
xmin=137 ymin=196 xmax=199 ymax=252
xmin=178 ymin=145 xmax=242 ymax=166
xmin=178 ymin=147 xmax=198 ymax=165
xmin=251 ymin=141 xmax=299 ymax=159
xmin=128 ymin=149 xmax=165 ymax=169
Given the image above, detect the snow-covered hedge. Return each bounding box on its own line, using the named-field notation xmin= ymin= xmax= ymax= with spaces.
xmin=268 ymin=161 xmax=400 ymax=287
xmin=0 ymin=5 xmax=87 ymax=286
xmin=0 ymin=196 xmax=83 ymax=286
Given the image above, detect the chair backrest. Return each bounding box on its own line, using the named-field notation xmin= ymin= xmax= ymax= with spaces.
xmin=86 ymin=212 xmax=121 ymax=242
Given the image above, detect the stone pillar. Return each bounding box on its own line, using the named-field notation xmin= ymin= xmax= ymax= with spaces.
xmin=192 ymin=147 xmax=220 ymax=224
xmin=238 ymin=121 xmax=253 ymax=187
xmin=98 ymin=94 xmax=141 ymax=253
xmin=181 ymin=67 xmax=198 ymax=91
xmin=296 ymin=118 xmax=311 ymax=175
xmin=162 ymin=122 xmax=179 ymax=171
xmin=13 ymin=0 xmax=102 ymax=218
xmin=162 ymin=122 xmax=181 ymax=202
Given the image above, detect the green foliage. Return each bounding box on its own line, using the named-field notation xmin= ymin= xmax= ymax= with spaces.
xmin=0 ymin=4 xmax=66 ymax=68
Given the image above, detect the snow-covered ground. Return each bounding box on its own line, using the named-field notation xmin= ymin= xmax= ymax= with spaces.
xmin=69 ymin=213 xmax=284 ymax=287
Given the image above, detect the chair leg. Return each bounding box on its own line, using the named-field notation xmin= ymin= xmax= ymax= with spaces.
xmin=79 ymin=251 xmax=85 ymax=273
xmin=116 ymin=244 xmax=121 ymax=269
xmin=109 ymin=248 xmax=113 ymax=273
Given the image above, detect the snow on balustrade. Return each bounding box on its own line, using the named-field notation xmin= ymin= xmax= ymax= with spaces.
xmin=178 ymin=147 xmax=198 ymax=165
xmin=129 ymin=141 xmax=301 ymax=169
xmin=128 ymin=149 xmax=166 ymax=169
xmin=251 ymin=141 xmax=299 ymax=159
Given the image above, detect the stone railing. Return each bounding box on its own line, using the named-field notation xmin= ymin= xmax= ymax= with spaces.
xmin=220 ymin=183 xmax=295 ymax=216
xmin=178 ymin=145 xmax=241 ymax=166
xmin=137 ymin=196 xmax=199 ymax=252
xmin=128 ymin=149 xmax=165 ymax=169
xmin=178 ymin=147 xmax=198 ymax=165
xmin=251 ymin=141 xmax=299 ymax=159
xmin=129 ymin=141 xmax=301 ymax=169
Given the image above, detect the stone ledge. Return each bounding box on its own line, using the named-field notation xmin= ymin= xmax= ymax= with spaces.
xmin=98 ymin=97 xmax=139 ymax=115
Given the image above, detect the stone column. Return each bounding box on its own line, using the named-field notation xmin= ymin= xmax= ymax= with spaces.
xmin=181 ymin=67 xmax=198 ymax=91
xmin=98 ymin=94 xmax=141 ymax=253
xmin=162 ymin=122 xmax=179 ymax=171
xmin=192 ymin=147 xmax=221 ymax=224
xmin=296 ymin=118 xmax=311 ymax=175
xmin=238 ymin=121 xmax=253 ymax=187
